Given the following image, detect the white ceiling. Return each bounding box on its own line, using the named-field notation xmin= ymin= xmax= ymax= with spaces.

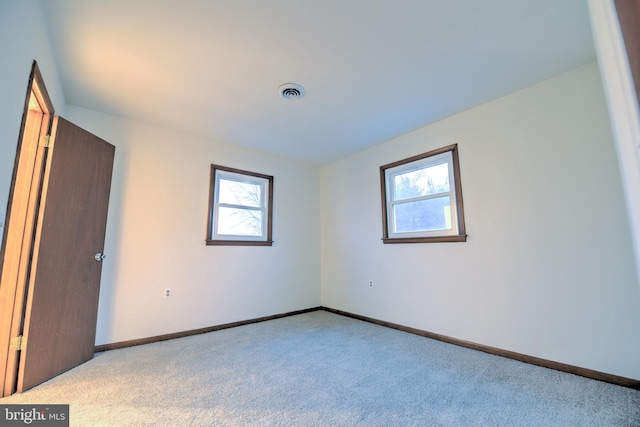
xmin=40 ymin=0 xmax=596 ymax=165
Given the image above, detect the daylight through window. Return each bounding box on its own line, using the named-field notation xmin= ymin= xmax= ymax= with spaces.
xmin=207 ymin=165 xmax=273 ymax=246
xmin=380 ymin=144 xmax=466 ymax=243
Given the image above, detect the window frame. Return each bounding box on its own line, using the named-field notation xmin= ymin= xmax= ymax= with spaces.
xmin=380 ymin=144 xmax=466 ymax=244
xmin=206 ymin=164 xmax=274 ymax=246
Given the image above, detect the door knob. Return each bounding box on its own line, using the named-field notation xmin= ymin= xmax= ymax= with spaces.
xmin=94 ymin=253 xmax=106 ymax=262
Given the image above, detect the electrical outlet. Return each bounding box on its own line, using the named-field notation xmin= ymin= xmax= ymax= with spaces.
xmin=368 ymin=280 xmax=373 ymax=288
xmin=164 ymin=288 xmax=172 ymax=298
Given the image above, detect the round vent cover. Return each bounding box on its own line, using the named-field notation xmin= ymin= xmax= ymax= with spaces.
xmin=278 ymin=83 xmax=305 ymax=100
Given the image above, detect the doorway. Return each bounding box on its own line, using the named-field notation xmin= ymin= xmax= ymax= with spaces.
xmin=0 ymin=61 xmax=115 ymax=396
xmin=0 ymin=61 xmax=53 ymax=396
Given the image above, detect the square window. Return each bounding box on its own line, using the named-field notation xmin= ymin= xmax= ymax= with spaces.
xmin=380 ymin=144 xmax=466 ymax=243
xmin=206 ymin=165 xmax=273 ymax=246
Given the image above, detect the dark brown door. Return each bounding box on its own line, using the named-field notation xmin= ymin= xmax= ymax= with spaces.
xmin=614 ymin=0 xmax=640 ymax=103
xmin=16 ymin=116 xmax=115 ymax=392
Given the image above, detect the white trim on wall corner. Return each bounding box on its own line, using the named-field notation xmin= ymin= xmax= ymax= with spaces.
xmin=589 ymin=0 xmax=640 ymax=288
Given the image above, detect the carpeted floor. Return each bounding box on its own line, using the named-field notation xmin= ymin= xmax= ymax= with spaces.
xmin=1 ymin=311 xmax=638 ymax=426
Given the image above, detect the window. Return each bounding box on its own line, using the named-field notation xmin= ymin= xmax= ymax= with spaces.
xmin=380 ymin=144 xmax=466 ymax=243
xmin=207 ymin=165 xmax=273 ymax=246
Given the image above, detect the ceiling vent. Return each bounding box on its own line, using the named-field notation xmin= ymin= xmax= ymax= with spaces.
xmin=278 ymin=83 xmax=305 ymax=100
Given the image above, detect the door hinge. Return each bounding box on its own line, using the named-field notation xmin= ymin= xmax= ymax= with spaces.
xmin=39 ymin=135 xmax=52 ymax=148
xmin=9 ymin=335 xmax=23 ymax=351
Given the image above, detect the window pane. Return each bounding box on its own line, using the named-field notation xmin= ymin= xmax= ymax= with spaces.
xmin=219 ymin=179 xmax=262 ymax=207
xmin=217 ymin=207 xmax=262 ymax=236
xmin=393 ymin=163 xmax=450 ymax=200
xmin=393 ymin=196 xmax=451 ymax=233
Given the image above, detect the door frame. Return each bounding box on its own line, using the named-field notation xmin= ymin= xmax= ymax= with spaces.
xmin=0 ymin=61 xmax=54 ymax=397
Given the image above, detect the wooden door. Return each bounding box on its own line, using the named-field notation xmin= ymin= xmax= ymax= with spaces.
xmin=16 ymin=116 xmax=115 ymax=392
xmin=614 ymin=0 xmax=640 ymax=103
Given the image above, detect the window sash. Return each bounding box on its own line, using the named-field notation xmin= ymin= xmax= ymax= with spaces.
xmin=390 ymin=160 xmax=451 ymax=202
xmin=213 ymin=171 xmax=268 ymax=241
xmin=385 ymin=151 xmax=458 ymax=238
xmin=380 ymin=144 xmax=466 ymax=243
xmin=207 ymin=165 xmax=274 ymax=245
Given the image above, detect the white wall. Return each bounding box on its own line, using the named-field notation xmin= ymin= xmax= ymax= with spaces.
xmin=320 ymin=63 xmax=640 ymax=380
xmin=63 ymin=105 xmax=321 ymax=345
xmin=0 ymin=0 xmax=66 ymax=243
xmin=3 ymin=0 xmax=639 ymax=381
xmin=1 ymin=1 xmax=320 ymax=346
xmin=589 ymin=0 xmax=640 ymax=288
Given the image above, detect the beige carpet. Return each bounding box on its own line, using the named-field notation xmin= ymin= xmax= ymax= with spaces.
xmin=1 ymin=311 xmax=638 ymax=426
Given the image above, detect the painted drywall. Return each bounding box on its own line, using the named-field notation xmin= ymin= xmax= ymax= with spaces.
xmin=0 ymin=0 xmax=66 ymax=244
xmin=589 ymin=0 xmax=640 ymax=288
xmin=2 ymin=0 xmax=638 ymax=382
xmin=0 ymin=2 xmax=320 ymax=345
xmin=62 ymin=105 xmax=321 ymax=345
xmin=320 ymin=63 xmax=640 ymax=380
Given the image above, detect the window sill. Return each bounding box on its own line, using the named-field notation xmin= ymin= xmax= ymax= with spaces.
xmin=206 ymin=240 xmax=274 ymax=246
xmin=382 ymin=235 xmax=467 ymax=244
